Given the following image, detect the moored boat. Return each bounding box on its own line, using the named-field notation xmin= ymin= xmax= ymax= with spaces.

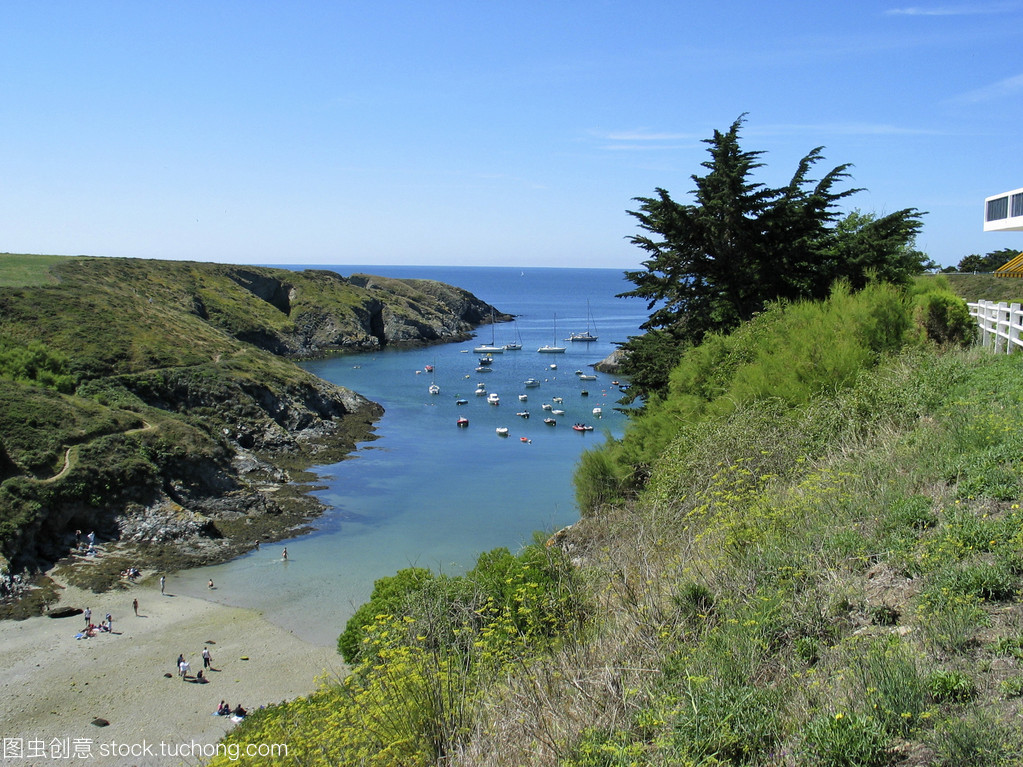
xmin=537 ymin=313 xmax=567 ymax=354
xmin=457 ymin=417 xmax=469 ymax=427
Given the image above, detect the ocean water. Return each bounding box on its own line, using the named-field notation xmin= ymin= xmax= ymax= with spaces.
xmin=170 ymin=267 xmax=646 ymax=646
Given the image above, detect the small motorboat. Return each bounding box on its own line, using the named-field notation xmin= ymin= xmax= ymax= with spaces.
xmin=572 ymin=423 xmax=594 ymax=432
xmin=516 ymin=411 xmax=530 ymax=418
xmin=552 ymin=409 xmax=565 ymax=416
xmin=543 ymin=417 xmax=557 ymax=426
xmin=580 ymin=390 xmax=589 ymax=397
xmin=578 ymin=374 xmax=597 ymax=381
xmin=592 ymin=407 xmax=602 ymax=416
xmin=541 ymin=403 xmax=553 ymax=411
xmin=523 ymin=378 xmax=541 ymax=388
xmin=425 ymin=364 xmax=434 ymax=373
xmin=457 ymin=417 xmax=469 ymax=428
xmin=549 ymin=363 xmax=557 ymax=370
xmin=455 ymin=398 xmax=468 ymax=405
xmin=520 ymin=436 xmax=531 ymax=443
xmin=518 ymin=394 xmax=528 ymax=401
xmin=496 ymin=427 xmax=509 ymax=436
xmin=429 ymin=383 xmax=440 ymax=395
xmin=488 ymin=392 xmax=501 ymax=405
xmin=475 ymin=383 xmax=487 ymax=396
xmin=552 ymin=396 xmax=563 ymax=403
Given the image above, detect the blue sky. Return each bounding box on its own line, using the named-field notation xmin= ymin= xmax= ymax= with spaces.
xmin=2 ymin=2 xmax=1021 ymax=269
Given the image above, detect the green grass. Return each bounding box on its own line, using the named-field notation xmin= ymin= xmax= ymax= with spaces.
xmin=0 ymin=253 xmax=76 ymax=287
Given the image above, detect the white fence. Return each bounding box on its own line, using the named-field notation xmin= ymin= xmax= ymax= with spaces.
xmin=968 ymin=300 xmax=1023 ymax=353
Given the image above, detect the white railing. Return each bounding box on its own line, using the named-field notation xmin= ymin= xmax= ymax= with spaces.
xmin=968 ymin=300 xmax=1023 ymax=353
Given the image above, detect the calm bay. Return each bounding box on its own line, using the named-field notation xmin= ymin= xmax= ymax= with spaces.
xmin=170 ymin=266 xmax=645 ymax=646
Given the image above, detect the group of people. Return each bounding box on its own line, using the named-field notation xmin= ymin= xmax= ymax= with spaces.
xmin=216 ymin=700 xmax=247 ymax=718
xmin=120 ymin=566 xmax=141 ymax=581
xmin=177 ymin=647 xmax=214 ymax=682
xmin=75 ymin=529 xmax=98 ymax=556
xmin=78 ymin=607 xmax=114 ymax=638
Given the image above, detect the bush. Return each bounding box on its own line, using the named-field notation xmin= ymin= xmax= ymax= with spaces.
xmin=926 ymin=669 xmax=976 ymax=703
xmin=911 ymin=289 xmax=976 ymax=347
xmin=801 ymin=712 xmax=891 ymax=767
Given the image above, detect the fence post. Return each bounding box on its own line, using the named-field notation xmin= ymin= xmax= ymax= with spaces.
xmin=996 ymin=302 xmax=1009 ymax=353
xmin=979 ymin=301 xmax=993 ymax=349
xmin=1011 ymin=303 xmax=1022 ymax=355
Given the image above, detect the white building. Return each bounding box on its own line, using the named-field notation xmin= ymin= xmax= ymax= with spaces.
xmin=984 ymin=188 xmax=1023 ymax=232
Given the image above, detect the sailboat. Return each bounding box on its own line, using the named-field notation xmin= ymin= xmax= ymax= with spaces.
xmin=566 ymin=300 xmax=598 ymax=342
xmin=473 ymin=310 xmax=504 ymax=354
xmin=503 ymin=319 xmax=523 ymax=350
xmin=537 ymin=314 xmax=566 ymax=354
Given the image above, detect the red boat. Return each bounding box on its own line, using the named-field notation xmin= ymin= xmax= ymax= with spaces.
xmin=456 ymin=417 xmax=469 ymax=428
xmin=572 ymin=423 xmax=594 ymax=432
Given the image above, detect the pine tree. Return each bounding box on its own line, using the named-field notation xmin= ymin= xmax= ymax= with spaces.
xmin=619 ymin=115 xmax=924 ymax=400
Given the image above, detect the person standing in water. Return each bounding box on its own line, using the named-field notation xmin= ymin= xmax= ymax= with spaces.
xmin=282 ymin=547 xmax=288 ymax=561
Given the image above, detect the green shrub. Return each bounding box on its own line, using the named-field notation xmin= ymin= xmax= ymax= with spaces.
xmin=911 ymin=289 xmax=976 ymax=347
xmin=927 ymin=711 xmax=1018 ymax=767
xmin=337 ymin=567 xmax=434 ymax=662
xmin=801 ymin=712 xmax=891 ymax=767
xmin=845 ymin=637 xmax=927 ymax=737
xmin=926 ymin=669 xmax=976 ymax=703
xmin=562 ymin=728 xmax=648 ymax=767
xmin=1000 ymin=675 xmax=1023 ymax=698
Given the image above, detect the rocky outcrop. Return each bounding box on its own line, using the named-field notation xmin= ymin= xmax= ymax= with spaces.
xmin=594 ymin=348 xmax=629 ymax=374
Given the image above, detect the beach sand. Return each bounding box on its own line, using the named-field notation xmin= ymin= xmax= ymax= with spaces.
xmin=0 ymin=576 xmax=344 ymax=766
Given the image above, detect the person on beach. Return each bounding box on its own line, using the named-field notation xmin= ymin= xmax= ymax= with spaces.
xmin=84 ymin=607 xmax=91 ymax=626
xmin=179 ymin=658 xmax=190 ymax=680
xmin=177 ymin=654 xmax=184 ymax=674
xmin=202 ymin=647 xmax=211 ymax=670
xmin=208 ymin=579 xmax=214 ymax=590
xmin=105 ymin=613 xmax=112 ymax=632
xmin=160 ymin=575 xmax=166 ymax=594
xmin=132 ymin=598 xmax=138 ymax=616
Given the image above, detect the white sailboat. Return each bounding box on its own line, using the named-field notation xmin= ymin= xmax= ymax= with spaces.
xmin=503 ymin=320 xmax=523 ymax=350
xmin=474 ymin=310 xmax=504 ymax=354
xmin=537 ymin=313 xmax=566 ymax=354
xmin=566 ymin=300 xmax=598 ymax=342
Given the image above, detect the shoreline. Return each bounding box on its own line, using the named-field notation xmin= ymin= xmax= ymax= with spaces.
xmin=0 ymin=575 xmax=344 ymax=766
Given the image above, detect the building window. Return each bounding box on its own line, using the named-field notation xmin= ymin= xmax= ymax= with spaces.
xmin=1013 ymin=193 xmax=1023 ymax=218
xmin=988 ymin=196 xmax=1009 ymax=221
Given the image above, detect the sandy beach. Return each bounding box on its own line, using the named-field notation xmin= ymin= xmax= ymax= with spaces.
xmin=0 ymin=575 xmax=344 ymax=766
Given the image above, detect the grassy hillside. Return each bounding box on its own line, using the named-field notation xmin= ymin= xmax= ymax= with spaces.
xmin=212 ymin=281 xmax=1023 ymax=765
xmin=940 ymin=272 xmax=1023 ymax=304
xmin=0 ymin=254 xmax=502 ymax=607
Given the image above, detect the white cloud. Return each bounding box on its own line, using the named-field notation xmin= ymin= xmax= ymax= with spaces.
xmin=886 ymin=2 xmax=1020 ymax=15
xmin=951 ymin=73 xmax=1023 ymax=103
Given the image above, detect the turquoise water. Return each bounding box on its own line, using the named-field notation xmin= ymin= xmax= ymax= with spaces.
xmin=171 ymin=267 xmax=645 ymax=646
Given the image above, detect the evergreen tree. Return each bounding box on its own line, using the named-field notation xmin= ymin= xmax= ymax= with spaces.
xmin=618 ymin=116 xmax=924 ymax=400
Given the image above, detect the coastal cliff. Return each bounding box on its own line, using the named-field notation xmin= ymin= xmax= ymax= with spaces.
xmin=0 ymin=255 xmax=507 ymax=610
